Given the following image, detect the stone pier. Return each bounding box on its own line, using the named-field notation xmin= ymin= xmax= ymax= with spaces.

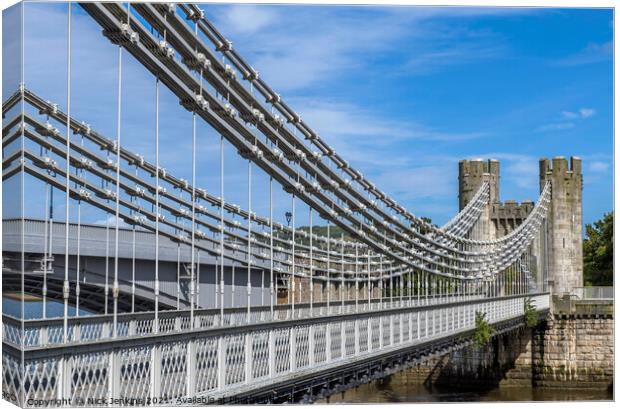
xmin=408 ymin=296 xmax=613 ymax=390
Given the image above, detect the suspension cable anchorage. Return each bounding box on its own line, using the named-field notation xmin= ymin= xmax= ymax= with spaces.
xmin=96 ymin=188 xmax=118 ymax=201
xmin=215 ymin=38 xmax=233 ymax=52
xmin=69 ymin=156 xmax=93 ymax=170
xmin=186 ymin=5 xmax=204 ymax=21
xmin=251 ymin=108 xmax=265 ymax=123
xmin=39 ymin=101 xmax=58 ymax=116
xmin=178 ymin=177 xmax=189 ymax=190
xmin=250 ymin=144 xmax=264 ymax=160
xmin=243 ymin=67 xmax=259 ymax=81
xmin=102 ymin=156 xmax=118 ymax=170
xmin=14 ymin=120 xmax=26 ymax=135
xmin=310 ymin=150 xmax=322 ymax=162
xmin=270 ymin=147 xmax=284 ymax=162
xmin=196 ymin=187 xmax=208 ymax=200
xmin=196 ymin=203 xmax=208 ymax=214
xmin=183 ymin=52 xmax=211 ymax=72
xmin=163 ymin=2 xmax=176 ymax=15
xmin=102 ymin=23 xmax=139 ymax=45
xmin=265 ymin=91 xmax=281 ymax=104
xmin=180 ymin=93 xmax=209 ymax=111
xmin=270 ymin=113 xmax=285 ymax=128
xmin=130 ymin=153 xmax=145 ymax=167
xmin=36 ymin=121 xmax=60 ymax=137
xmin=133 ymin=213 xmax=147 ymax=225
xmin=78 ymin=188 xmax=91 ymax=200
xmin=287 ymin=112 xmax=301 ymax=124
xmin=32 ymin=156 xmax=58 ymax=171
xmin=155 ymin=39 xmax=175 ymax=59
xmin=224 ymin=64 xmax=237 ymax=79
xmin=308 ymin=180 xmax=322 ymax=193
xmin=224 ymin=102 xmax=237 ymax=117
xmin=173 ymin=206 xmax=190 ymax=218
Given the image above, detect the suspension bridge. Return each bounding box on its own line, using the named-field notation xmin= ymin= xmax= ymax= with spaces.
xmin=2 ymin=2 xmax=586 ymax=406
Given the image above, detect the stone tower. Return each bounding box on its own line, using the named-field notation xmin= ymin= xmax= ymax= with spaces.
xmin=458 ymin=159 xmax=500 ymax=240
xmin=539 ymin=156 xmax=583 ymax=295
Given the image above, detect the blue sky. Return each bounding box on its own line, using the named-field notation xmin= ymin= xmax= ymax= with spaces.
xmin=2 ymin=3 xmax=614 ymax=229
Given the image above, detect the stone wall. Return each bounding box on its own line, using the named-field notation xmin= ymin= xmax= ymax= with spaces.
xmin=407 ymin=303 xmax=613 ymax=390
xmin=534 ymin=298 xmax=614 ymax=388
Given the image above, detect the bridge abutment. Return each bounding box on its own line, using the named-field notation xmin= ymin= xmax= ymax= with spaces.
xmin=408 ymin=298 xmax=613 ymax=391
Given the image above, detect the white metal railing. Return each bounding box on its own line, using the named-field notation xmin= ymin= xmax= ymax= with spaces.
xmin=2 ymin=294 xmax=483 ymax=348
xmin=2 ymin=293 xmax=549 ymax=407
xmin=571 ymin=286 xmax=614 ymax=300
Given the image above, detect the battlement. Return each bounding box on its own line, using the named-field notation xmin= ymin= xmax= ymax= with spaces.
xmin=459 ymin=158 xmax=500 ymax=177
xmin=539 ymin=156 xmax=582 ymax=179
xmin=458 ymin=158 xmax=500 ymax=210
xmin=490 ymin=200 xmax=534 ymax=237
xmin=491 ymin=200 xmax=534 ymax=220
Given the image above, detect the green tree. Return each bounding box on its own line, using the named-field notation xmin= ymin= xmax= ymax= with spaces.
xmin=473 ymin=311 xmax=495 ymax=348
xmin=524 ymin=297 xmax=538 ymax=328
xmin=583 ymin=211 xmax=613 ymax=286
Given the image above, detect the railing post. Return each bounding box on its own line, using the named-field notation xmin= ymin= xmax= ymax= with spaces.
xmin=367 ymin=317 xmax=372 ymax=352
xmin=175 ymin=316 xmax=182 ymax=332
xmin=399 ymin=313 xmax=404 ymax=344
xmin=108 ymin=349 xmax=120 ymax=401
xmin=340 ymin=321 xmax=346 ymax=356
xmin=378 ymin=316 xmax=383 ymax=348
xmin=40 ymin=326 xmax=48 ymax=346
xmin=389 ymin=314 xmax=394 ymax=346
xmin=245 ymin=333 xmax=252 ymax=383
xmin=150 ymin=344 xmax=161 ymax=399
xmin=354 ymin=319 xmax=360 ymax=356
xmin=290 ymin=327 xmax=296 ymax=371
xmin=416 ymin=311 xmax=420 ymax=339
xmin=218 ymin=336 xmax=226 ymax=390
xmin=308 ymin=325 xmax=315 ymax=365
xmin=56 ymin=355 xmax=72 ymax=402
xmin=187 ymin=339 xmax=196 ymax=396
xmin=408 ymin=312 xmax=413 ymax=342
xmin=102 ymin=322 xmax=110 ymax=340
xmin=268 ymin=329 xmax=275 ymax=378
xmin=326 ymin=323 xmax=332 ymax=362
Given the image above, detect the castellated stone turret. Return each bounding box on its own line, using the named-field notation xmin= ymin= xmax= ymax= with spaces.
xmin=458 ymin=159 xmax=500 ymax=208
xmin=458 ymin=159 xmax=500 ymax=240
xmin=458 ymin=156 xmax=583 ymax=296
xmin=539 ymin=156 xmax=583 ymax=295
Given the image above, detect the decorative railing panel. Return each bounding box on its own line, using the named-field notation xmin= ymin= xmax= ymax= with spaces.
xmin=3 ymin=293 xmax=549 ymax=407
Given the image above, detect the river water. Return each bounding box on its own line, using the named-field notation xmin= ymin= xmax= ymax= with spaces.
xmin=320 ymin=369 xmax=612 ymax=403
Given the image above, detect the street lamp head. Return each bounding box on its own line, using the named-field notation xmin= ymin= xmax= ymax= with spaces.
xmin=285 ymin=211 xmax=292 ymax=226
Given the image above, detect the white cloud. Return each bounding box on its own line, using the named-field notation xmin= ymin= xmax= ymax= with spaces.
xmin=561 ymin=111 xmax=578 ymax=120
xmin=589 ymin=161 xmax=609 ymax=172
xmin=403 ymin=40 xmax=505 ymax=75
xmin=221 ymin=5 xmax=278 ymax=35
xmin=579 ymin=108 xmax=596 ymax=118
xmin=536 ymin=122 xmax=575 ymax=132
xmin=537 ymin=106 xmax=596 ymax=133
xmin=554 ymin=41 xmax=612 ymax=66
xmin=210 ymin=6 xmax=516 ymax=92
xmin=294 ymin=98 xmax=484 ymax=145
